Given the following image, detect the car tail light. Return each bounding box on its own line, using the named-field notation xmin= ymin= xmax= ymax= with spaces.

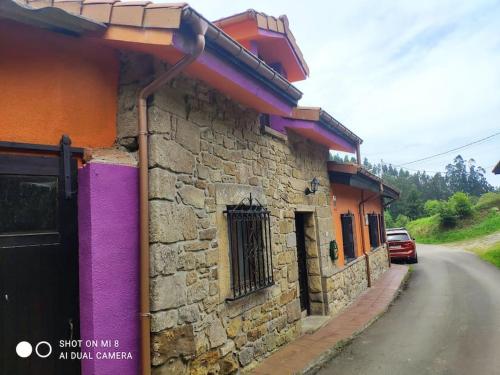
xmin=401 ymin=241 xmax=414 ymax=250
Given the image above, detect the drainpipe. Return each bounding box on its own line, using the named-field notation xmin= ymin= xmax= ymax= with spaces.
xmin=358 ymin=191 xmax=378 ymax=288
xmin=380 ymin=195 xmax=391 ymax=268
xmin=356 ymin=143 xmax=361 ymax=165
xmin=137 ymin=24 xmax=206 ymax=375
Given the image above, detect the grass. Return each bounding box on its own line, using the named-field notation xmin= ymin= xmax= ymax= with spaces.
xmin=475 ymin=242 xmax=500 ymax=268
xmin=407 ymin=210 xmax=500 ymax=244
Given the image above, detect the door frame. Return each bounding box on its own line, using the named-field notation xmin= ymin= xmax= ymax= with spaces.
xmin=294 ymin=208 xmax=326 ymax=316
xmin=0 ymin=136 xmax=82 ymax=374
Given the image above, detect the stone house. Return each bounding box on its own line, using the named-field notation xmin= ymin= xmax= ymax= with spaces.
xmin=0 ymin=2 xmax=398 ymax=375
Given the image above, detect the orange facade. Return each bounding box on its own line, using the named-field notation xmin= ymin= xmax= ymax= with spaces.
xmin=0 ymin=21 xmax=119 ymax=149
xmin=330 ymin=183 xmax=384 ymax=266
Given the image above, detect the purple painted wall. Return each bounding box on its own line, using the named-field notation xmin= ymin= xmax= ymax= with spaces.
xmin=78 ymin=162 xmax=139 ymax=375
xmin=172 ymin=33 xmax=294 ymax=116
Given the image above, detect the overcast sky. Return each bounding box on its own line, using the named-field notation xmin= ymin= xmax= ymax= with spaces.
xmin=186 ymin=0 xmax=500 ymax=186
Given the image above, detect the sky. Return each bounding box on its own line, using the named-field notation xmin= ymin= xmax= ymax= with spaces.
xmin=185 ymin=0 xmax=500 ymax=186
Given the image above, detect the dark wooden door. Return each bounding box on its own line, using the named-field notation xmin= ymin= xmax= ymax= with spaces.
xmin=0 ymin=154 xmax=80 ymax=375
xmin=295 ymin=214 xmax=310 ymax=314
xmin=341 ymin=214 xmax=356 ymax=262
xmin=368 ymin=214 xmax=380 ymax=249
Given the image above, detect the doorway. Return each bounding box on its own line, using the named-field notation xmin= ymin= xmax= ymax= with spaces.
xmin=295 ymin=213 xmax=310 ymax=315
xmin=0 ymin=148 xmax=80 ymax=374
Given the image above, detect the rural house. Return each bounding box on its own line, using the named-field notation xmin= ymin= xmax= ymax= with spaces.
xmin=0 ymin=1 xmax=398 ymax=374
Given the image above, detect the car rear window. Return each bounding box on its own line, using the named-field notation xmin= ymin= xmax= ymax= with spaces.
xmin=387 ymin=233 xmax=410 ymax=241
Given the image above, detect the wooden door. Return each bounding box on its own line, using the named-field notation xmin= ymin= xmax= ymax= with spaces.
xmin=341 ymin=214 xmax=356 ymax=262
xmin=0 ymin=153 xmax=80 ymax=375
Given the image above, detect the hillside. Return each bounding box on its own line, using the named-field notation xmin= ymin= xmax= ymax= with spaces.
xmin=406 ymin=192 xmax=500 ymax=244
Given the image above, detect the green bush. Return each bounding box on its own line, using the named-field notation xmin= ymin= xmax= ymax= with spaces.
xmin=475 ymin=192 xmax=500 ymax=210
xmin=384 ymin=211 xmax=395 ymax=228
xmin=449 ymin=192 xmax=473 ymax=218
xmin=437 ymin=201 xmax=457 ymax=227
xmin=395 ymin=214 xmax=410 ymax=228
xmin=424 ymin=200 xmax=442 ymax=216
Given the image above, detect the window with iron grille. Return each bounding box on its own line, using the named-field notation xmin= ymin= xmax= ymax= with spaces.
xmin=368 ymin=213 xmax=380 ymax=249
xmin=225 ymin=196 xmax=274 ymax=300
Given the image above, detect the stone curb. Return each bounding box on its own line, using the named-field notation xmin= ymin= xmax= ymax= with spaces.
xmin=301 ymin=266 xmax=411 ymax=375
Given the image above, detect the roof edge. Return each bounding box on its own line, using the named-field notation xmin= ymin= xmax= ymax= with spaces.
xmin=182 ymin=7 xmax=303 ymax=103
xmin=0 ymin=0 xmax=106 ymax=34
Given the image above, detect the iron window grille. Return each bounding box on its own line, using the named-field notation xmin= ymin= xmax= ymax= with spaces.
xmin=225 ymin=195 xmax=274 ymax=300
xmin=368 ymin=213 xmax=380 ymax=249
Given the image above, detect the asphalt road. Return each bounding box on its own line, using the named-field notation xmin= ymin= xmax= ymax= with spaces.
xmin=317 ymin=243 xmax=500 ymax=375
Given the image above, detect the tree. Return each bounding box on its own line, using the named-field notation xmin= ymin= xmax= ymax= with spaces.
xmin=424 ymin=200 xmax=442 ymax=216
xmin=437 ymin=201 xmax=457 ymax=227
xmin=446 ymin=155 xmax=468 ymax=193
xmin=395 ymin=214 xmax=410 ymax=227
xmin=384 ymin=211 xmax=395 ymax=228
xmin=449 ymin=192 xmax=473 ymax=218
xmin=362 ymin=155 xmax=495 ymax=221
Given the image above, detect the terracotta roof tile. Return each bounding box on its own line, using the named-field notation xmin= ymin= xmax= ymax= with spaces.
xmin=110 ymin=1 xmax=150 ymax=27
xmin=53 ymin=0 xmax=83 ymax=14
xmin=143 ymin=3 xmax=183 ymax=29
xmin=26 ymin=0 xmax=53 ymax=8
xmin=266 ymin=15 xmax=278 ymax=32
xmin=214 ymin=10 xmax=309 ymax=77
xmin=20 ymin=0 xmax=186 ymax=29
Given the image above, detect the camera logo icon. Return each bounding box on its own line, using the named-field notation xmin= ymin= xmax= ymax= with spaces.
xmin=16 ymin=341 xmax=52 ymax=358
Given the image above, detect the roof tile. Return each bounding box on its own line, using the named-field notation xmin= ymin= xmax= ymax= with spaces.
xmin=214 ymin=10 xmax=309 ymax=77
xmin=81 ymin=2 xmax=113 ymax=23
xmin=143 ymin=5 xmax=182 ymax=28
xmin=276 ymin=18 xmax=284 ymax=33
xmin=113 ymin=0 xmax=151 ymax=6
xmin=255 ymin=13 xmax=267 ymax=29
xmin=110 ymin=2 xmax=148 ymax=27
xmin=266 ymin=15 xmax=278 ymax=32
xmin=53 ymin=1 xmax=82 ymax=14
xmin=27 ymin=0 xmax=53 ymax=9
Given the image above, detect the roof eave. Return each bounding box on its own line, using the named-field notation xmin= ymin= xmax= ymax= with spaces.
xmin=319 ymin=110 xmax=363 ymax=145
xmin=182 ymin=7 xmax=302 ymax=104
xmin=0 ymin=0 xmax=106 ymax=35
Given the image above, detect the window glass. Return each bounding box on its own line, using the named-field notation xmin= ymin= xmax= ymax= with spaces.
xmin=387 ymin=233 xmax=410 ymax=241
xmin=0 ymin=175 xmax=58 ymax=235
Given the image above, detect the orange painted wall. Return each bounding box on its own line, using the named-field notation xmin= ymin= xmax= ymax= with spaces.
xmin=0 ymin=21 xmax=119 ymax=149
xmin=330 ymin=183 xmax=383 ymax=267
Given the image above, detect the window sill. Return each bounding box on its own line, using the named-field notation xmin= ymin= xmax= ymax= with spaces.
xmin=225 ymin=282 xmax=275 ymax=303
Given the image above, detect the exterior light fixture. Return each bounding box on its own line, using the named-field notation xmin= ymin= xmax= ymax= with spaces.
xmin=305 ymin=177 xmax=320 ymax=195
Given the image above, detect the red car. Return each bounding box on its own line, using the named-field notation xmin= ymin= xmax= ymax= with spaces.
xmin=386 ymin=228 xmax=418 ymax=263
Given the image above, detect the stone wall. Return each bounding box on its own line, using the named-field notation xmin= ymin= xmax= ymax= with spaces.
xmin=325 ymin=245 xmax=389 ymax=317
xmin=116 ymin=54 xmax=336 ymax=374
xmin=368 ymin=245 xmax=390 ymax=282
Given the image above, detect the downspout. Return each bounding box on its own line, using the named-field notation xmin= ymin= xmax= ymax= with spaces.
xmin=383 ymin=194 xmax=397 ymax=268
xmin=380 ymin=195 xmax=390 ymax=268
xmin=137 ymin=24 xmax=206 ymax=375
xmin=358 ymin=191 xmax=378 ymax=288
xmin=356 ymin=143 xmax=361 ymax=165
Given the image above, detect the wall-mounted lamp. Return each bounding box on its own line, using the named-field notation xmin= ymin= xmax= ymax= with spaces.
xmin=305 ymin=177 xmax=320 ymax=195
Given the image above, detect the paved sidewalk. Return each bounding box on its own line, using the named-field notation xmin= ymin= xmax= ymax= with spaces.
xmin=252 ymin=264 xmax=409 ymax=375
